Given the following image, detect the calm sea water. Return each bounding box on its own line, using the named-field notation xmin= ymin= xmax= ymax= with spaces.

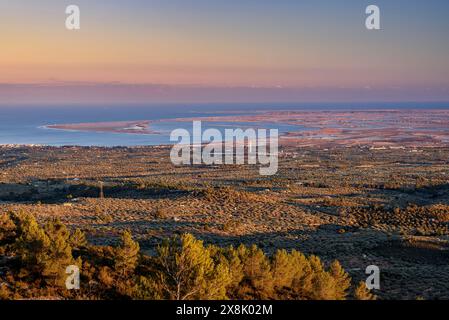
xmin=0 ymin=102 xmax=448 ymax=146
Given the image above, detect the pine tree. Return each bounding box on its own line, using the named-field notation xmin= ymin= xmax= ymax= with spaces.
xmin=329 ymin=260 xmax=351 ymax=300
xmin=15 ymin=215 xmax=75 ymax=287
xmin=131 ymin=276 xmax=161 ymax=300
xmin=0 ymin=212 xmax=18 ymax=257
xmin=299 ymin=255 xmax=326 ymax=299
xmin=4 ymin=214 xmax=358 ymax=300
xmin=354 ymin=281 xmax=377 ymax=300
xmin=114 ymin=230 xmax=140 ymax=277
xmin=14 ymin=213 xmax=51 ymax=277
xmin=272 ymin=249 xmax=310 ymax=299
xmin=219 ymin=245 xmax=244 ymax=291
xmin=153 ymin=233 xmax=231 ymax=300
xmin=271 ymin=249 xmax=294 ymax=289
xmin=291 ymin=255 xmax=351 ymax=300
xmin=310 ymin=269 xmax=339 ymax=300
xmin=232 ymin=244 xmax=273 ymax=299
xmin=0 ymin=212 xmax=17 ymax=243
xmin=69 ymin=228 xmax=88 ymax=249
xmin=41 ymin=219 xmax=76 ymax=286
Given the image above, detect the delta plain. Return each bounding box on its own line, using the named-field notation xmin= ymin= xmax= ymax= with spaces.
xmin=1 ymin=109 xmax=449 ymax=300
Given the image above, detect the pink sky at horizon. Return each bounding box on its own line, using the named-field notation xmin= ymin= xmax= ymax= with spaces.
xmin=1 ymin=1 xmax=449 ymax=103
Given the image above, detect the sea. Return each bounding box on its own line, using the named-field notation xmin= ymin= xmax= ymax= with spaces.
xmin=0 ymin=102 xmax=448 ymax=147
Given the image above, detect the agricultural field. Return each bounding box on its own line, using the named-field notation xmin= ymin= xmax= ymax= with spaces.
xmin=1 ymin=145 xmax=448 ymax=299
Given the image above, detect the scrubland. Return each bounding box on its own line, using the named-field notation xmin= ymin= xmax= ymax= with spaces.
xmin=1 ymin=145 xmax=448 ymax=299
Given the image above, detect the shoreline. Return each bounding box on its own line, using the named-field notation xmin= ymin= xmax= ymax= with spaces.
xmin=35 ymin=109 xmax=449 ymax=148
xmin=44 ymin=120 xmax=156 ymax=135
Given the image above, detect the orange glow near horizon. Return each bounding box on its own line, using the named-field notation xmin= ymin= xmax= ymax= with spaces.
xmin=1 ymin=0 xmax=449 ymax=103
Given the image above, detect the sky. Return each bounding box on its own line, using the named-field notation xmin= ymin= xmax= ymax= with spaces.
xmin=1 ymin=0 xmax=449 ymax=104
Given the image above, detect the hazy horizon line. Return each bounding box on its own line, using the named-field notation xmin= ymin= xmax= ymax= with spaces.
xmin=1 ymin=82 xmax=449 ymax=105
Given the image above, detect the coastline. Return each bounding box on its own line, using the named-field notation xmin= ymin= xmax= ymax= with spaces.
xmin=44 ymin=120 xmax=156 ymax=135
xmin=36 ymin=109 xmax=449 ymax=148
